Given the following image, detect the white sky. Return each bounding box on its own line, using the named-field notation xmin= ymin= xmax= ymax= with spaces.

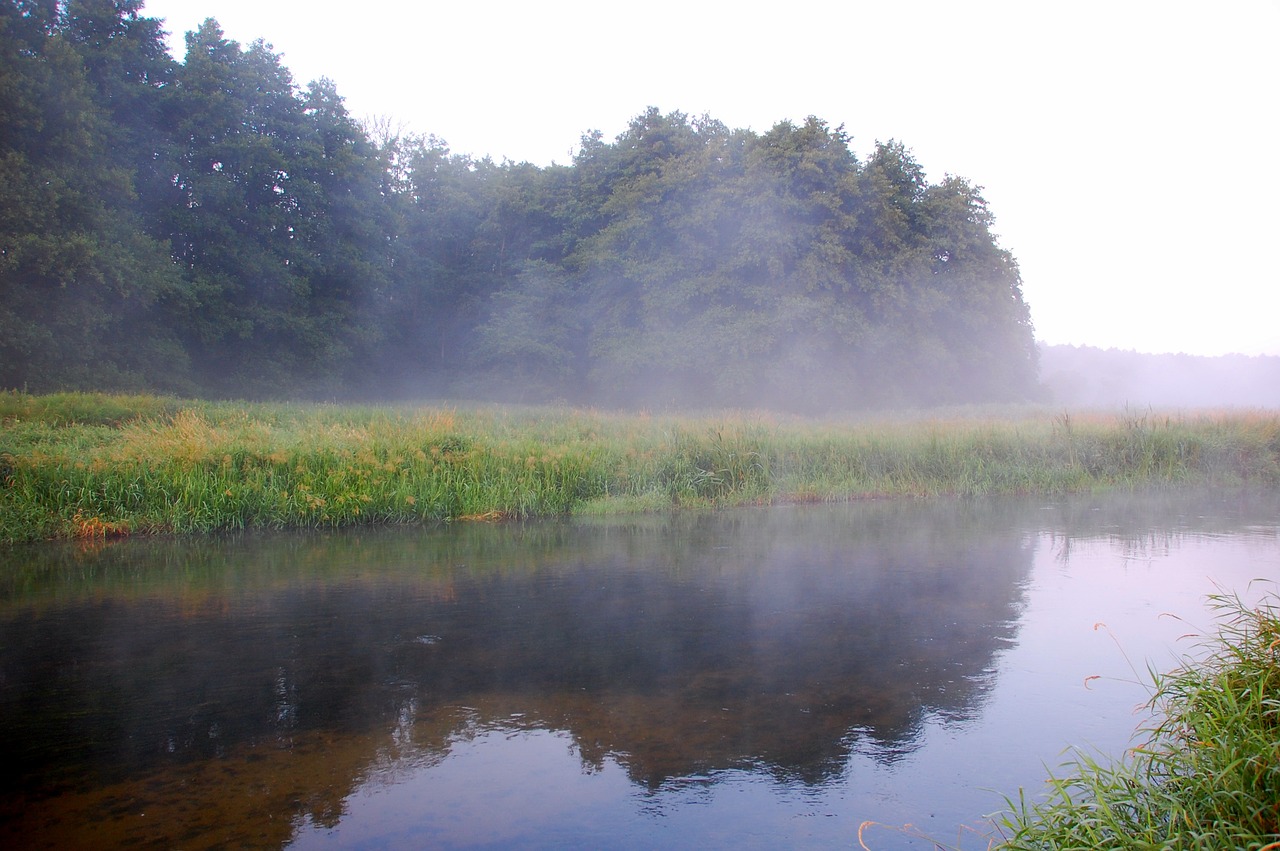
xmin=141 ymin=0 xmax=1280 ymax=357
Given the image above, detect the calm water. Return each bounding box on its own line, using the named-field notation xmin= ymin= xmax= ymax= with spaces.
xmin=1 ymin=490 xmax=1277 ymax=849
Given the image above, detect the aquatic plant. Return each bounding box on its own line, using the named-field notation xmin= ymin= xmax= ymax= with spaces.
xmin=995 ymin=590 xmax=1280 ymax=850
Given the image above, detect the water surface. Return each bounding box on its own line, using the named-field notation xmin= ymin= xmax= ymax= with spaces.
xmin=1 ymin=489 xmax=1276 ymax=848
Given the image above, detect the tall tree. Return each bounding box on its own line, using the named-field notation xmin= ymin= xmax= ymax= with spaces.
xmin=570 ymin=110 xmax=759 ymax=406
xmin=0 ymin=0 xmax=188 ymax=392
xmin=294 ymin=77 xmax=397 ymax=387
xmin=733 ymin=117 xmax=871 ymax=410
xmin=909 ymin=174 xmax=1037 ymax=401
xmin=161 ymin=20 xmax=391 ymax=397
xmin=1 ymin=9 xmax=1042 ymax=411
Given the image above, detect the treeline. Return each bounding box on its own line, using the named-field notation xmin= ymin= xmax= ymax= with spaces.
xmin=1040 ymin=345 xmax=1280 ymax=409
xmin=1 ymin=1 xmax=1039 ymax=411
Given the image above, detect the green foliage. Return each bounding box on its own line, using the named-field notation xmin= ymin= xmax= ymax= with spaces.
xmin=160 ymin=22 xmax=394 ymax=396
xmin=0 ymin=0 xmax=188 ymax=393
xmin=656 ymin=424 xmax=771 ymax=501
xmin=2 ymin=394 xmax=1278 ymax=544
xmin=477 ymin=112 xmax=1039 ymax=410
xmin=1 ymin=6 xmax=1039 ymax=409
xmin=472 ymin=260 xmax=584 ymax=397
xmin=0 ymin=389 xmax=183 ymax=425
xmin=996 ymin=590 xmax=1280 ymax=849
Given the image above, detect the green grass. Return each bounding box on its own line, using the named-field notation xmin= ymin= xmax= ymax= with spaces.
xmin=2 ymin=391 xmax=1279 ymax=543
xmin=995 ymin=589 xmax=1280 ymax=850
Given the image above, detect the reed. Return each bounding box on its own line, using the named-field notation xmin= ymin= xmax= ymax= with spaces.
xmin=995 ymin=589 xmax=1280 ymax=850
xmin=2 ymin=392 xmax=1278 ymax=543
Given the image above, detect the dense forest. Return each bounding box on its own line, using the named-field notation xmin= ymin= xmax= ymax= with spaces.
xmin=1 ymin=0 xmax=1040 ymax=411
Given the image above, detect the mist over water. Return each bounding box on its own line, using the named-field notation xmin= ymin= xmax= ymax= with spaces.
xmin=1 ymin=489 xmax=1277 ymax=848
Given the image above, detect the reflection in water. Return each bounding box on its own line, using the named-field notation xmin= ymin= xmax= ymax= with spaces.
xmin=0 ymin=489 xmax=1276 ymax=848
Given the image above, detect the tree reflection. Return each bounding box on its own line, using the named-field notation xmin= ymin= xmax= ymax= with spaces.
xmin=2 ymin=489 xmax=1271 ymax=847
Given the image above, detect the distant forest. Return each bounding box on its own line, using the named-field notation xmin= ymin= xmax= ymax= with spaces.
xmin=0 ymin=1 xmax=1044 ymax=410
xmin=1040 ymin=345 xmax=1280 ymax=410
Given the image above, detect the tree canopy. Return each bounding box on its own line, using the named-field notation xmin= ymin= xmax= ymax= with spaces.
xmin=0 ymin=2 xmax=1039 ymax=411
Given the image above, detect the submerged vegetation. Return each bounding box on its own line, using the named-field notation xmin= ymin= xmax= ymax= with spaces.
xmin=2 ymin=392 xmax=1278 ymax=544
xmin=996 ymin=590 xmax=1280 ymax=850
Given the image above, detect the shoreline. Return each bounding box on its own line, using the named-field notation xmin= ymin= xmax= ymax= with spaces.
xmin=3 ymin=392 xmax=1278 ymax=544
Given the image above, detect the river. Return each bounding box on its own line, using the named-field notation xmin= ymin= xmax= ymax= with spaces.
xmin=1 ymin=488 xmax=1277 ymax=849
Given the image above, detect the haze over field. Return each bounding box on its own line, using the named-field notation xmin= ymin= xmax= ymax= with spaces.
xmin=1040 ymin=344 xmax=1280 ymax=409
xmin=141 ymin=0 xmax=1280 ymax=358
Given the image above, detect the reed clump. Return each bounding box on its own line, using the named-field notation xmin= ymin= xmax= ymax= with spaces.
xmin=1 ymin=392 xmax=1278 ymax=542
xmin=996 ymin=590 xmax=1280 ymax=850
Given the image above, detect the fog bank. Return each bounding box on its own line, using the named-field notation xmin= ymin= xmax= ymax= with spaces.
xmin=1039 ymin=345 xmax=1280 ymax=409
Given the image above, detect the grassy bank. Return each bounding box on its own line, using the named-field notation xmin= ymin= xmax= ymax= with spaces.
xmin=2 ymin=392 xmax=1279 ymax=543
xmin=996 ymin=590 xmax=1280 ymax=850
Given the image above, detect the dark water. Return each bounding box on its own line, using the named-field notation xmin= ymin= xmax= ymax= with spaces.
xmin=0 ymin=490 xmax=1277 ymax=849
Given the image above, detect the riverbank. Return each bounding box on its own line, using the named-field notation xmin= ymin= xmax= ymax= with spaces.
xmin=994 ymin=590 xmax=1280 ymax=849
xmin=2 ymin=392 xmax=1279 ymax=543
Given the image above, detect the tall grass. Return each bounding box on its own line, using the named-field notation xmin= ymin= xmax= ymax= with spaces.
xmin=2 ymin=391 xmax=1278 ymax=543
xmin=996 ymin=590 xmax=1280 ymax=850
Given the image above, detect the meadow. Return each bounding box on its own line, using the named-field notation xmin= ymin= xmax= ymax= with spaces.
xmin=2 ymin=391 xmax=1279 ymax=544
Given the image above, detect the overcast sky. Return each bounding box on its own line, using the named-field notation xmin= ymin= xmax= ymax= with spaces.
xmin=141 ymin=0 xmax=1280 ymax=357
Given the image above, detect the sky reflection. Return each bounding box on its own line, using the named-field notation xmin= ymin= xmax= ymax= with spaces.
xmin=1 ymin=491 xmax=1276 ymax=849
